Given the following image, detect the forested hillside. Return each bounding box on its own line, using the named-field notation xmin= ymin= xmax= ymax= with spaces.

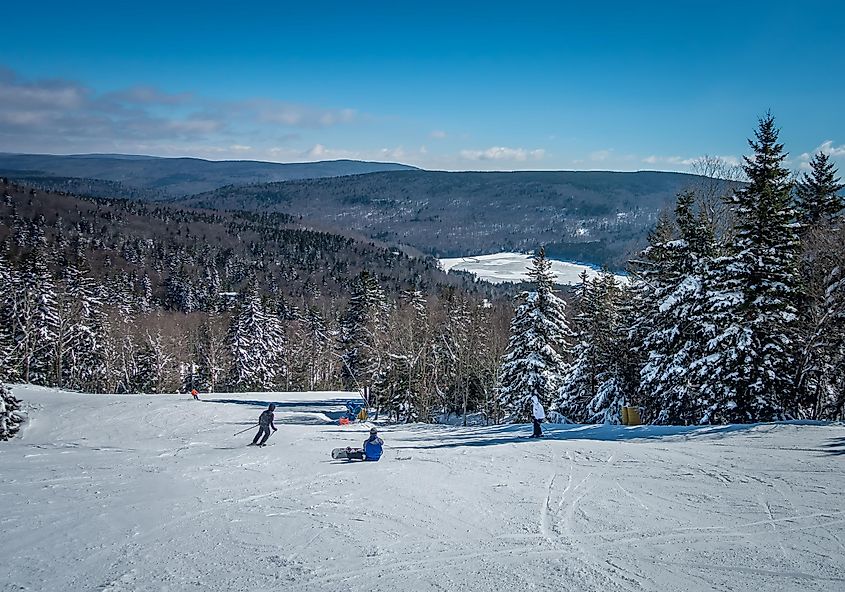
xmin=181 ymin=169 xmax=732 ymax=266
xmin=0 ymin=179 xmax=513 ymax=417
xmin=0 ymin=153 xmax=416 ymax=198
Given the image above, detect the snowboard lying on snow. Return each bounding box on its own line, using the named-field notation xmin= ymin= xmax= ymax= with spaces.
xmin=332 ymin=447 xmax=365 ymax=460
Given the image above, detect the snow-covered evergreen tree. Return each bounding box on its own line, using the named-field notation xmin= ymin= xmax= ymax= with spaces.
xmin=10 ymin=243 xmax=60 ymax=385
xmin=556 ymin=272 xmax=599 ymax=422
xmin=638 ymin=191 xmax=718 ymax=424
xmin=498 ymin=248 xmax=572 ymax=421
xmin=793 ymin=153 xmax=845 ymax=417
xmin=793 ymin=231 xmax=845 ymax=419
xmin=132 ymin=332 xmax=173 ymax=393
xmin=338 ymin=271 xmax=388 ymax=400
xmin=0 ymin=253 xmax=16 ymax=381
xmin=58 ymin=258 xmax=109 ymax=392
xmin=227 ymin=283 xmax=285 ymax=391
xmin=432 ymin=290 xmax=472 ymax=418
xmin=556 ymin=269 xmax=632 ymax=423
xmin=0 ymin=382 xmax=24 ymax=441
xmin=582 ymin=271 xmax=629 ymax=423
xmin=696 ymin=114 xmax=800 ymax=422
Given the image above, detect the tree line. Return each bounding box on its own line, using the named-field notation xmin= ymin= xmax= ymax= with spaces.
xmin=499 ymin=114 xmax=845 ymax=424
xmin=0 ymin=248 xmax=512 ymax=422
xmin=1 ymin=113 xmax=842 ymax=428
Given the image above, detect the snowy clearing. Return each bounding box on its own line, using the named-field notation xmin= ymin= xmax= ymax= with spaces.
xmin=3 ymin=385 xmax=845 ymax=592
xmin=439 ymin=252 xmax=625 ymax=285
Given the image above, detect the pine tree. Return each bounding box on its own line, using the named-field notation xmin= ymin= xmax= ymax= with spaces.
xmin=638 ymin=191 xmax=718 ymax=424
xmin=795 ymin=151 xmax=844 ymax=226
xmin=583 ymin=271 xmax=628 ymax=423
xmin=696 ymin=114 xmax=800 ymax=422
xmin=0 ymin=253 xmax=16 ymax=381
xmin=432 ymin=290 xmax=472 ymax=418
xmin=227 ymin=284 xmax=284 ymax=391
xmin=793 ymin=154 xmax=844 ymax=417
xmin=58 ymin=258 xmax=109 ymax=392
xmin=338 ymin=271 xmax=388 ymax=402
xmin=556 ymin=270 xmax=633 ymax=423
xmin=556 ymin=272 xmax=599 ymax=422
xmin=793 ymin=232 xmax=845 ymax=419
xmin=0 ymin=382 xmax=24 ymax=441
xmin=131 ymin=332 xmax=173 ymax=393
xmin=10 ymin=243 xmax=60 ymax=385
xmin=498 ymin=248 xmax=572 ymax=421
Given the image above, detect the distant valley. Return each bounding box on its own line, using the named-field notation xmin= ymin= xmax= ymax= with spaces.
xmin=0 ymin=153 xmax=730 ymax=269
xmin=182 ymin=169 xmax=719 ymax=268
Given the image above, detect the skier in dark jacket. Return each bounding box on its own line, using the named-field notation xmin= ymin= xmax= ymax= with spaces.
xmin=249 ymin=403 xmax=277 ymax=446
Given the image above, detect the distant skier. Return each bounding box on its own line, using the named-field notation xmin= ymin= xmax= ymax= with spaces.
xmin=191 ymin=389 xmax=200 ymax=401
xmin=249 ymin=404 xmax=277 ymax=447
xmin=332 ymin=427 xmax=383 ymax=461
xmin=530 ymin=395 xmax=545 ymax=438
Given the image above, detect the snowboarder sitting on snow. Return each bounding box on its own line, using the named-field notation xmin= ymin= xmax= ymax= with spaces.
xmin=530 ymin=395 xmax=545 ymax=438
xmin=249 ymin=404 xmax=277 ymax=447
xmin=346 ymin=427 xmax=384 ymax=461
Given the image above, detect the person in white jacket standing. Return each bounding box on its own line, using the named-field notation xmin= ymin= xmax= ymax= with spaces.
xmin=530 ymin=395 xmax=545 ymax=438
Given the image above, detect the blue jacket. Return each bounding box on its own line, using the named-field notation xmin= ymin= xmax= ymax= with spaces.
xmin=363 ymin=435 xmax=383 ymax=461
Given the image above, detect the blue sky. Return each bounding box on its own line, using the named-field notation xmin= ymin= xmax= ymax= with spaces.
xmin=1 ymin=1 xmax=843 ymax=171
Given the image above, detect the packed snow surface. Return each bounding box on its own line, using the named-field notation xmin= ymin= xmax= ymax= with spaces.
xmin=3 ymin=385 xmax=845 ymax=592
xmin=439 ymin=252 xmax=625 ymax=285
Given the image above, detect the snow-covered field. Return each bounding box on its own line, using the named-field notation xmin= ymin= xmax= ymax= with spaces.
xmin=439 ymin=252 xmax=625 ymax=285
xmin=3 ymin=386 xmax=845 ymax=592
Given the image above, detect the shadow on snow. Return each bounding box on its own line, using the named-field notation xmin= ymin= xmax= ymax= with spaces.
xmin=204 ymin=398 xmax=350 ymax=424
xmin=822 ymin=436 xmax=845 ymax=456
xmin=391 ymin=421 xmax=834 ymax=450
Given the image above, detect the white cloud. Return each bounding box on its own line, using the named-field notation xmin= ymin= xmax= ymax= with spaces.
xmin=303 ymin=144 xmax=409 ymax=162
xmin=430 ymin=130 xmax=447 ymax=139
xmin=459 ymin=146 xmax=545 ymax=161
xmin=800 ymin=140 xmax=845 ymax=163
xmin=0 ymin=66 xmax=361 ymax=156
xmin=642 ymin=154 xmax=739 ymax=168
xmin=248 ymin=100 xmax=357 ymax=128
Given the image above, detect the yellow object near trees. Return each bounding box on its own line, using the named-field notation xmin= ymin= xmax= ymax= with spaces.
xmin=357 ymin=408 xmax=368 ymax=421
xmin=621 ymin=406 xmax=641 ymax=426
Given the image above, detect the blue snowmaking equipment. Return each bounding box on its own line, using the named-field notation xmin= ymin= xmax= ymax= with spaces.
xmin=345 ymin=400 xmax=366 ymax=421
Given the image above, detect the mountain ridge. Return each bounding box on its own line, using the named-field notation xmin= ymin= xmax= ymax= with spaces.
xmin=0 ymin=152 xmax=418 ymax=198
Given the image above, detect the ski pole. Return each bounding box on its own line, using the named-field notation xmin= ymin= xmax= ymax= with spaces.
xmin=233 ymin=423 xmax=259 ymax=436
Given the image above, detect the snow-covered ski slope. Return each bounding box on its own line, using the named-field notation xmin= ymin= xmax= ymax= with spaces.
xmin=3 ymin=386 xmax=845 ymax=592
xmin=439 ymin=252 xmax=626 ymax=285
